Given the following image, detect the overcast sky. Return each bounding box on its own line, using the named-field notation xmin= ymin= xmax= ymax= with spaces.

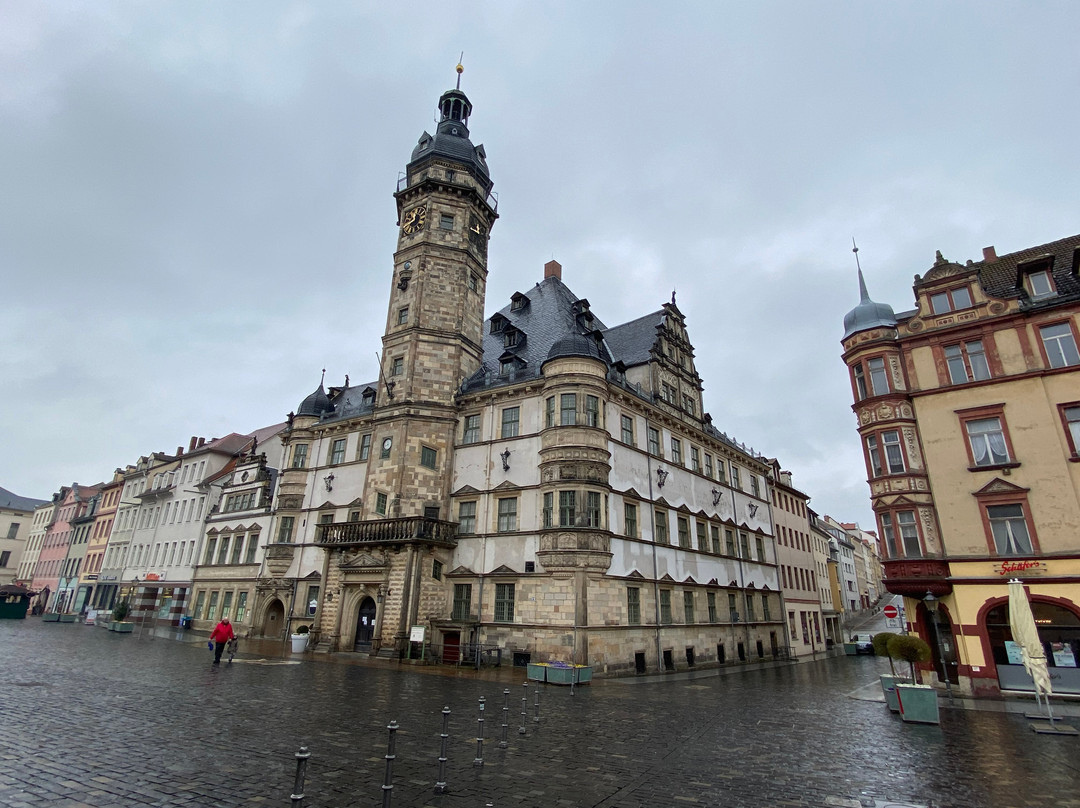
xmin=3 ymin=3 xmax=1079 ymax=530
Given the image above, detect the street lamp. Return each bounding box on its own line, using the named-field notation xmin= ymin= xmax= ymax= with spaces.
xmin=923 ymin=591 xmax=954 ymax=703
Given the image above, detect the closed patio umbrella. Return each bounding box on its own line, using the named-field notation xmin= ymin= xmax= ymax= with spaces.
xmin=1008 ymin=578 xmax=1053 ymax=722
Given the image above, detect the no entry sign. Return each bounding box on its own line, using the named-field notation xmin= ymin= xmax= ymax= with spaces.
xmin=883 ymin=605 xmax=899 ymax=619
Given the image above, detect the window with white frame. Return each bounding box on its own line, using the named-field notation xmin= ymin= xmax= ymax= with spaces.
xmin=670 ymin=437 xmax=682 ymax=465
xmin=624 ymin=502 xmax=638 ymax=537
xmin=945 ymin=340 xmax=991 ymax=384
xmin=560 ymin=393 xmax=577 ymax=426
xmin=501 ymin=407 xmax=520 ymax=438
xmin=463 ymin=414 xmax=481 ymax=444
xmin=585 ymin=395 xmax=600 ymax=427
xmin=457 ymin=501 xmax=477 ymax=534
xmin=1063 ymin=405 xmax=1080 ymax=456
xmin=621 ymin=414 xmax=634 ymax=445
xmin=965 ymin=417 xmax=1010 ymax=466
xmin=497 ymin=498 xmax=518 ymax=532
xmin=1040 ymin=322 xmax=1080 ymax=368
xmin=329 ymin=438 xmax=346 ymax=465
xmin=929 ymin=286 xmax=973 ymax=314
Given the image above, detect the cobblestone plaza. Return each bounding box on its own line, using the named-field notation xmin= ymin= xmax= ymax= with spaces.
xmin=2 ymin=621 xmax=1078 ymax=807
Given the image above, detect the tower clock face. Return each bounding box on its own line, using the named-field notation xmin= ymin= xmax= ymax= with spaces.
xmin=401 ymin=205 xmax=427 ymax=235
xmin=468 ymin=215 xmax=488 ymax=256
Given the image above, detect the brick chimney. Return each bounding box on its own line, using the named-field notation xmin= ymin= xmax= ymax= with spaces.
xmin=188 ymin=436 xmax=198 ymax=451
xmin=544 ymin=259 xmax=562 ymax=280
xmin=983 ymin=246 xmax=998 ymax=262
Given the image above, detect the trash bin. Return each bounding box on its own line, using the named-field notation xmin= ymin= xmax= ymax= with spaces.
xmin=180 ymin=616 xmax=193 ymax=629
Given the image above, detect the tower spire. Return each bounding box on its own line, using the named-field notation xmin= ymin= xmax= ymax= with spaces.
xmin=456 ymin=53 xmax=464 ymax=90
xmin=853 ymin=238 xmax=870 ymax=302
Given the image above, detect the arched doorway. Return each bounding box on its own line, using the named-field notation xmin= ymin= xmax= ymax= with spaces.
xmin=921 ymin=603 xmax=960 ymax=685
xmin=353 ymin=597 xmax=377 ymax=652
xmin=263 ymin=599 xmax=285 ymax=639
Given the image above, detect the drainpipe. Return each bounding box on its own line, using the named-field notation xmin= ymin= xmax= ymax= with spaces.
xmin=644 ymin=416 xmax=662 ymax=673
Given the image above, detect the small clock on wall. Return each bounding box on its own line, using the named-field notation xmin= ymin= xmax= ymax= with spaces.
xmin=401 ymin=205 xmax=427 ymax=235
xmin=381 ymin=436 xmax=392 ymax=458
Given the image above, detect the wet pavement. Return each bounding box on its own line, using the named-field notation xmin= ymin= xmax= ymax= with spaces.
xmin=1 ymin=619 xmax=1078 ymax=808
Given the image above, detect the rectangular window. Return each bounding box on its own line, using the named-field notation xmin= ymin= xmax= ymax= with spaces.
xmin=1040 ymin=322 xmax=1080 ymax=368
xmin=585 ymin=395 xmax=600 ymax=427
xmin=497 ymin=498 xmax=518 ymax=532
xmin=745 ymin=594 xmax=755 ymax=622
xmin=330 ymin=438 xmax=346 ymax=465
xmin=375 ymin=493 xmax=388 ymax=516
xmin=659 ymin=590 xmax=672 ymax=624
xmin=730 ymin=465 xmax=741 ymax=490
xmin=319 ymin=512 xmax=334 ymax=525
xmin=220 ymin=591 xmax=234 ymax=620
xmin=683 ymin=591 xmax=695 ymax=624
xmin=494 ymin=583 xmax=515 ymax=622
xmin=452 ymin=583 xmax=472 ymax=620
xmin=204 ymin=536 xmax=217 ymax=564
xmin=545 ymin=396 xmax=555 ymax=428
xmin=739 ymin=531 xmax=750 ymax=558
xmin=670 ymin=438 xmax=682 ymax=465
xmin=621 ymin=415 xmax=634 ymax=445
xmin=560 ymin=393 xmax=577 ymax=426
xmin=755 ymin=535 xmax=765 ymax=562
xmin=1027 ymin=269 xmax=1054 ymax=299
xmin=432 ymin=559 xmax=443 ymax=580
xmin=624 ymin=503 xmax=638 ymax=537
xmin=897 ymin=510 xmax=922 ymax=557
xmin=696 ymin=520 xmax=708 ymax=551
xmin=235 ymin=591 xmax=249 ymax=622
xmin=245 ymin=534 xmax=259 ymax=564
xmin=398 ymin=306 xmax=409 ymax=325
xmin=543 ymin=492 xmax=553 ymax=528
xmin=750 ymin=475 xmax=760 ymax=497
xmin=627 ymin=587 xmax=641 ymax=625
xmin=682 ymin=394 xmax=695 ymax=416
xmin=930 ymin=286 xmax=973 ymax=314
xmin=987 ymin=504 xmax=1033 ymax=555
xmin=707 ymin=592 xmax=717 ymax=622
xmin=945 ymin=340 xmax=992 ymax=384
xmin=728 ymin=592 xmax=737 ymax=620
xmin=291 ymin=444 xmax=308 ymax=469
xmin=853 ymin=364 xmax=868 ymax=400
xmin=457 ymin=501 xmax=476 ymax=534
xmin=690 ymin=447 xmax=701 ymax=473
xmin=193 ymin=590 xmax=207 ymax=620
xmin=655 ymin=510 xmax=669 ymax=544
xmin=710 ymin=525 xmax=721 ymax=554
xmin=463 ymin=414 xmax=481 ymax=444
xmin=585 ymin=492 xmax=602 ymax=527
xmin=420 ymin=446 xmax=437 ymax=469
xmin=677 ymin=516 xmax=690 ymax=548
xmin=230 ymin=535 xmax=244 ymax=565
xmin=559 ymin=491 xmax=576 ymax=527
xmin=206 ymin=590 xmax=220 ymax=622
xmin=391 ymin=357 xmax=404 ymax=376
xmin=359 ymin=434 xmax=371 ymax=461
xmin=966 ymin=417 xmax=1010 ymax=466
xmin=882 ymin=430 xmax=905 ymax=473
xmin=704 ymin=453 xmax=713 ymax=478
xmin=761 ymin=594 xmax=771 ymax=622
xmin=868 ymin=357 xmax=889 ymax=396
xmin=647 ymin=427 xmax=661 ymax=456
xmin=1063 ymin=405 xmax=1080 ymax=456
xmin=501 ymin=407 xmax=520 ymax=438
xmin=217 ymin=536 xmax=230 ymax=565
xmin=866 ymin=434 xmax=883 ymax=477
xmin=725 ymin=528 xmax=736 ymax=556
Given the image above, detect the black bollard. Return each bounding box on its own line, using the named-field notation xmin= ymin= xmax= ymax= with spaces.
xmin=290 ymin=746 xmax=310 ymax=808
xmin=434 ymin=707 xmax=450 ymax=794
xmin=473 ymin=696 xmax=486 ymax=767
xmin=519 ymin=681 xmax=528 ymax=735
xmin=499 ymin=688 xmax=510 ymax=749
xmin=381 ymin=720 xmax=398 ymax=808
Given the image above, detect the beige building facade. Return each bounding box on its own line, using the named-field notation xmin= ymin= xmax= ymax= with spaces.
xmin=843 ymin=235 xmax=1080 ymax=697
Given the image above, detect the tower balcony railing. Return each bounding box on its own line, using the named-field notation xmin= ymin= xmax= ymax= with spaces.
xmin=316 ymin=516 xmax=459 ymax=547
xmin=396 ymin=172 xmax=498 ymax=212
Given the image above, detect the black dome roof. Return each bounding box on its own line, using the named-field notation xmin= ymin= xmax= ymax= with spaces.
xmin=543 ymin=333 xmax=607 ymax=367
xmin=297 ymin=384 xmax=332 ymax=417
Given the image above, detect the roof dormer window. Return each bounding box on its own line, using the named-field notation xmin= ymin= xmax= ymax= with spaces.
xmin=929 ymin=286 xmax=973 ymax=315
xmin=1026 ymin=269 xmax=1054 ymax=299
xmin=511 ymin=293 xmax=529 ymax=312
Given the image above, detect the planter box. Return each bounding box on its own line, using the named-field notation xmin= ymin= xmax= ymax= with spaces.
xmin=290 ymin=634 xmax=309 ymax=653
xmin=897 ymin=683 xmax=940 ymax=724
xmin=843 ymin=643 xmax=858 ymax=655
xmin=527 ymin=663 xmax=547 ymax=682
xmin=42 ymin=613 xmax=61 ymax=623
xmin=110 ymin=621 xmax=134 ymax=633
xmin=545 ymin=665 xmax=592 ymax=685
xmin=58 ymin=614 xmax=76 ymax=623
xmin=880 ymin=674 xmax=909 ymax=713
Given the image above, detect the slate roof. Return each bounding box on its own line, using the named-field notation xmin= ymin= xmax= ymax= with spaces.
xmin=602 ymin=310 xmax=665 ymax=367
xmin=0 ymin=486 xmax=48 ymax=512
xmin=974 ymin=233 xmax=1080 ymax=306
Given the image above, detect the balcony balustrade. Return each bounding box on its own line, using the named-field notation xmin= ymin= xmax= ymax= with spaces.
xmin=317 ymin=516 xmax=459 ymax=547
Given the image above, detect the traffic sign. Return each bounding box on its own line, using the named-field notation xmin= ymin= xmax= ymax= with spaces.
xmin=883 ymin=605 xmax=899 ymax=619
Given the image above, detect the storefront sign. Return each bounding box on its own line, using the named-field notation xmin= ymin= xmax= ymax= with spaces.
xmin=993 ymin=560 xmax=1045 ymax=576
xmin=144 ymin=573 xmax=161 ymax=581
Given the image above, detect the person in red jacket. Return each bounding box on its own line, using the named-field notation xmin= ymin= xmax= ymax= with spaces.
xmin=209 ymin=618 xmax=235 ymax=665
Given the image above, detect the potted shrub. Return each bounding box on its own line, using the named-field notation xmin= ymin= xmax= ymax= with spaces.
xmin=873 ymin=632 xmax=906 ymax=711
xmin=888 ymin=634 xmax=938 ymax=724
xmin=290 ymin=624 xmax=310 ymax=653
xmin=110 ymin=600 xmax=134 ymax=633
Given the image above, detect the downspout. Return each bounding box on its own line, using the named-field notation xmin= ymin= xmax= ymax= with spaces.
xmin=644 ymin=416 xmax=662 ymax=673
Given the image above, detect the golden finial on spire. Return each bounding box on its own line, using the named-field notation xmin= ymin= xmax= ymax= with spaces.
xmin=456 ymin=52 xmax=464 ymax=89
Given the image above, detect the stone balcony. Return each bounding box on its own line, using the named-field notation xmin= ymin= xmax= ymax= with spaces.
xmin=316 ymin=516 xmax=459 ymax=548
xmin=883 ymin=558 xmax=951 ymax=598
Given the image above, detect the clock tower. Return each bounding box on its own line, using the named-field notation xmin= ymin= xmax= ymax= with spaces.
xmin=364 ymin=77 xmax=497 ymax=523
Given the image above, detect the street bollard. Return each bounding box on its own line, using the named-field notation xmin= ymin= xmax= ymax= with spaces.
xmin=473 ymin=696 xmax=486 ymax=767
xmin=381 ymin=720 xmax=398 ymax=808
xmin=290 ymin=745 xmax=310 ymax=808
xmin=534 ymin=681 xmax=541 ymax=723
xmin=519 ymin=681 xmax=528 ymax=735
xmin=499 ymin=688 xmax=510 ymax=749
xmin=434 ymin=707 xmax=450 ymax=794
